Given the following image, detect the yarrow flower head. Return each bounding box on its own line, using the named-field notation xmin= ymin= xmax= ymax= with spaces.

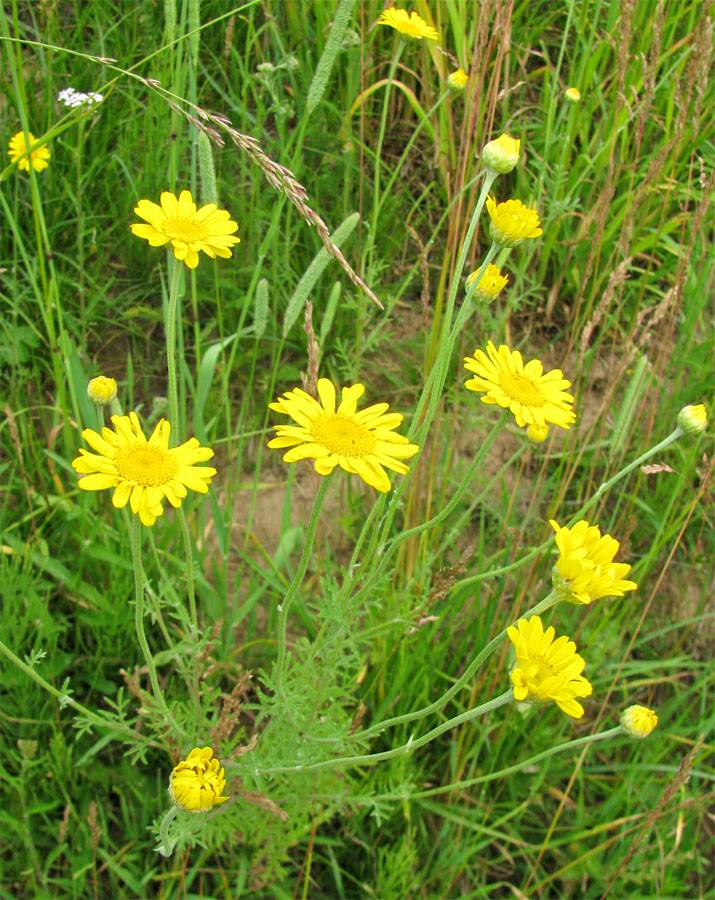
xmin=268 ymin=378 xmax=419 ymax=493
xmin=8 ymin=131 xmax=51 ymax=172
xmin=72 ymin=411 xmax=216 ymax=526
xmin=447 ymin=68 xmax=468 ymax=91
xmin=620 ymin=705 xmax=658 ymax=739
xmin=169 ymin=747 xmax=228 ymax=812
xmin=507 ymin=615 xmax=593 ymax=718
xmin=464 ymin=340 xmax=576 ymax=430
xmin=676 ymin=403 xmax=707 ymax=436
xmin=466 ymin=263 xmax=509 ymax=303
xmin=377 ymin=7 xmax=439 ymax=41
xmin=130 ymin=190 xmax=240 ymax=269
xmin=482 ymin=134 xmax=521 ymax=175
xmin=87 ymin=376 xmax=117 ymax=406
xmin=486 ymin=196 xmax=542 ymax=247
xmin=58 ymin=87 xmax=104 ymax=108
xmin=550 ymin=519 xmax=637 ymax=605
xmin=564 ymin=87 xmax=581 ymax=103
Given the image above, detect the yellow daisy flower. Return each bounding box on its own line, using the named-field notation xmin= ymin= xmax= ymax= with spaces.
xmin=8 ymin=130 xmax=51 ymax=172
xmin=507 ymin=615 xmax=593 ymax=719
xmin=466 ymin=263 xmax=509 ymax=302
xmin=169 ymin=747 xmax=228 ymax=812
xmin=377 ymin=7 xmax=439 ymax=41
xmin=72 ymin=412 xmax=216 ymax=527
xmin=268 ymin=378 xmax=419 ymax=493
xmin=130 ymin=189 xmax=240 ymax=269
xmin=486 ymin=196 xmax=542 ymax=247
xmin=550 ymin=519 xmax=637 ymax=605
xmin=620 ymin=705 xmax=658 ymax=739
xmin=464 ymin=340 xmax=576 ymax=429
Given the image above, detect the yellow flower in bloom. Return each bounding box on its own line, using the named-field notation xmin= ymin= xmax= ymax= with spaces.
xmin=466 ymin=263 xmax=509 ymax=302
xmin=447 ymin=68 xmax=468 ymax=90
xmin=377 ymin=7 xmax=439 ymax=41
xmin=486 ymin=196 xmax=542 ymax=248
xmin=464 ymin=341 xmax=576 ymax=430
xmin=550 ymin=518 xmax=637 ymax=605
xmin=676 ymin=403 xmax=707 ymax=435
xmin=565 ymin=87 xmax=581 ymax=103
xmin=130 ymin=190 xmax=240 ymax=269
xmin=169 ymin=747 xmax=228 ymax=812
xmin=87 ymin=376 xmax=117 ymax=406
xmin=8 ymin=131 xmax=51 ymax=172
xmin=482 ymin=134 xmax=521 ymax=175
xmin=507 ymin=615 xmax=593 ymax=718
xmin=268 ymin=378 xmax=419 ymax=493
xmin=72 ymin=412 xmax=216 ymax=526
xmin=620 ymin=705 xmax=658 ymax=739
xmin=527 ymin=422 xmax=550 ymax=443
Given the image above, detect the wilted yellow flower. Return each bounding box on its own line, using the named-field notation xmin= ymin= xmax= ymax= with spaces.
xmin=676 ymin=404 xmax=707 ymax=435
xmin=268 ymin=378 xmax=419 ymax=493
xmin=464 ymin=341 xmax=576 ymax=430
xmin=620 ymin=705 xmax=658 ymax=739
xmin=377 ymin=7 xmax=439 ymax=40
xmin=466 ymin=263 xmax=509 ymax=302
xmin=550 ymin=519 xmax=637 ymax=605
xmin=130 ymin=190 xmax=240 ymax=269
xmin=87 ymin=376 xmax=117 ymax=406
xmin=72 ymin=412 xmax=216 ymax=526
xmin=482 ymin=134 xmax=520 ymax=175
xmin=447 ymin=68 xmax=468 ymax=91
xmin=527 ymin=423 xmax=550 ymax=443
xmin=8 ymin=131 xmax=51 ymax=172
xmin=169 ymin=747 xmax=228 ymax=812
xmin=507 ymin=615 xmax=593 ymax=718
xmin=486 ymin=196 xmax=542 ymax=247
xmin=564 ymin=87 xmax=581 ymax=103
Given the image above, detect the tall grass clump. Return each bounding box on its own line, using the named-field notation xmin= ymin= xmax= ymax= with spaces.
xmin=1 ymin=0 xmax=713 ymax=897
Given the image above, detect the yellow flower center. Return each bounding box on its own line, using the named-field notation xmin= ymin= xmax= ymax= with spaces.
xmin=115 ymin=446 xmax=178 ymax=485
xmin=310 ymin=415 xmax=377 ymax=458
xmin=163 ymin=217 xmax=206 ymax=243
xmin=499 ymin=373 xmax=545 ymax=407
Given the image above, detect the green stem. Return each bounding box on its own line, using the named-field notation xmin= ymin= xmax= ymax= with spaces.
xmin=350 ymin=592 xmax=559 ymax=743
xmin=380 ymin=726 xmax=623 ymax=801
xmin=165 ymin=260 xmax=183 ymax=434
xmin=0 ymin=640 xmax=154 ymax=745
xmin=129 ymin=515 xmax=187 ymax=740
xmin=255 ymin=690 xmax=513 ymax=775
xmin=274 ymin=474 xmax=333 ymax=700
xmin=155 ymin=805 xmax=180 ymax=857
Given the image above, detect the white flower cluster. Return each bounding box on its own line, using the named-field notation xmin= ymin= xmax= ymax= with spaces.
xmin=57 ymin=87 xmax=104 ymax=108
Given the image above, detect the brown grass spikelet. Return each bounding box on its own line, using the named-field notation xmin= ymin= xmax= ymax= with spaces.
xmin=211 ymin=669 xmax=253 ymax=747
xmin=300 ymin=301 xmax=320 ymax=398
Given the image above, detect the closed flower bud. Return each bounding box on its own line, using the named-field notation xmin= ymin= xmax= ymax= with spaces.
xmin=466 ymin=263 xmax=508 ymax=302
xmin=527 ymin=423 xmax=549 ymax=443
xmin=482 ymin=134 xmax=520 ymax=175
xmin=676 ymin=404 xmax=707 ymax=435
xmin=87 ymin=376 xmax=117 ymax=405
xmin=564 ymin=87 xmax=581 ymax=103
xmin=447 ymin=68 xmax=468 ymax=91
xmin=620 ymin=705 xmax=658 ymax=739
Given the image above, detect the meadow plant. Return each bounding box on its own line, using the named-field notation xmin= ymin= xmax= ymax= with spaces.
xmin=1 ymin=1 xmax=712 ymax=896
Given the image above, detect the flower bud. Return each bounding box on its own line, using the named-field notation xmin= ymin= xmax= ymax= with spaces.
xmin=87 ymin=376 xmax=117 ymax=406
xmin=564 ymin=87 xmax=581 ymax=103
xmin=527 ymin=423 xmax=549 ymax=443
xmin=620 ymin=705 xmax=658 ymax=739
xmin=466 ymin=263 xmax=508 ymax=303
xmin=482 ymin=134 xmax=520 ymax=175
xmin=447 ymin=68 xmax=468 ymax=91
xmin=676 ymin=404 xmax=707 ymax=435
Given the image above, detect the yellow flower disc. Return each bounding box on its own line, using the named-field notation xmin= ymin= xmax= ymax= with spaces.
xmin=8 ymin=131 xmax=51 ymax=172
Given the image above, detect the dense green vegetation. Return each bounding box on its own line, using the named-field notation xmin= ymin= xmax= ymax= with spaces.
xmin=1 ymin=0 xmax=713 ymax=897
